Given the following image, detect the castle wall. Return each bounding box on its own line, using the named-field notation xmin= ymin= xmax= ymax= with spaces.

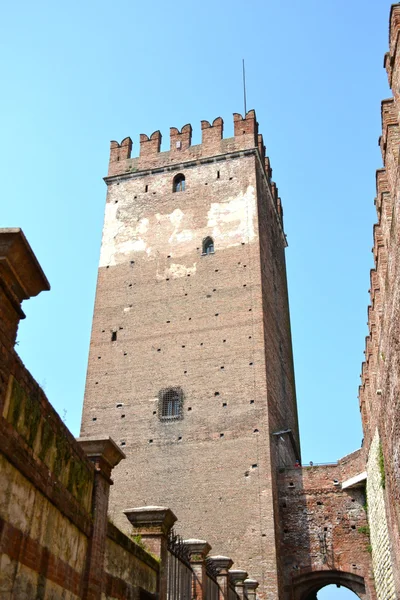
xmin=81 ymin=112 xmax=298 ymax=599
xmin=0 ymin=229 xmax=159 ymax=600
xmin=278 ymin=452 xmax=375 ymax=599
xmin=359 ymin=5 xmax=400 ymax=596
xmin=103 ymin=523 xmax=158 ymax=600
xmin=0 ymin=451 xmax=87 ymax=599
xmin=0 ymin=363 xmax=92 ymax=599
xmin=366 ymin=431 xmax=396 ymax=600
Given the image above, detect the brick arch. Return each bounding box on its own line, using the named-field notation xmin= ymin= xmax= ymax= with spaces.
xmin=293 ymin=570 xmax=366 ymax=600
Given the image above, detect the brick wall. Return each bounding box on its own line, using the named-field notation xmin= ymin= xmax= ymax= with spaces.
xmin=81 ymin=111 xmax=298 ymax=599
xmin=0 ymin=229 xmax=159 ymax=600
xmin=104 ymin=523 xmax=158 ymax=600
xmin=359 ymin=4 xmax=400 ymax=596
xmin=278 ymin=453 xmax=375 ymax=599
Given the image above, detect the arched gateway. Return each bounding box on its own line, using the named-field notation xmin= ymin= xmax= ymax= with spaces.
xmin=293 ymin=570 xmax=366 ymax=600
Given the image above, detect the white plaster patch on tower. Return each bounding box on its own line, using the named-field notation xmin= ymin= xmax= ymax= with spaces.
xmin=156 ymin=262 xmax=197 ymax=281
xmin=120 ymin=238 xmax=146 ymax=253
xmin=137 ymin=218 xmax=149 ymax=235
xmin=101 ymin=191 xmax=260 ymax=267
xmin=100 ymin=202 xmax=194 ymax=266
xmin=99 ymin=206 xmax=150 ymax=266
xmin=169 ymin=208 xmax=184 ymax=227
xmin=207 ymin=185 xmax=256 ymax=246
xmin=175 ymin=230 xmax=193 ymax=243
xmin=99 ymin=202 xmax=119 ymax=267
xmin=167 ymin=209 xmax=194 ymax=245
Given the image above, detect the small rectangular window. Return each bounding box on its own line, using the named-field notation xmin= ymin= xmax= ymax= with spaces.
xmin=158 ymin=387 xmax=184 ymax=421
xmin=111 ymin=331 xmax=117 ymax=342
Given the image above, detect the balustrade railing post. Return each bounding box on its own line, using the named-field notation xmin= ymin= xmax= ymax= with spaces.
xmin=208 ymin=556 xmax=233 ymax=600
xmin=229 ymin=570 xmax=248 ymax=600
xmin=243 ymin=579 xmax=259 ymax=600
xmin=183 ymin=539 xmax=211 ymax=600
xmin=124 ymin=506 xmax=177 ymax=600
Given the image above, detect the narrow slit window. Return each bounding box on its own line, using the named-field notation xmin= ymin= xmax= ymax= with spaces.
xmin=111 ymin=331 xmax=117 ymax=342
xmin=202 ymin=236 xmax=214 ymax=255
xmin=173 ymin=173 xmax=185 ymax=192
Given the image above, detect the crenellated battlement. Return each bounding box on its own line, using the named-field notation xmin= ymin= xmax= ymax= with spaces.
xmin=107 ymin=110 xmax=271 ymax=178
xmin=109 ymin=137 xmax=132 ymax=164
xmin=385 ymin=5 xmax=400 ymax=110
xmin=201 ymin=117 xmax=223 ymax=147
xmin=106 ymin=109 xmax=283 ymax=223
xmin=389 ymin=4 xmax=400 ymax=60
xmin=139 ymin=130 xmax=162 ymax=157
xmin=380 ymin=99 xmax=399 ymax=163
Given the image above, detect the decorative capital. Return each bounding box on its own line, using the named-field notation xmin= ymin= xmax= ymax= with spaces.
xmin=183 ymin=539 xmax=211 ymax=560
xmin=208 ymin=556 xmax=233 ymax=574
xmin=124 ymin=506 xmax=177 ymax=536
xmin=0 ymin=229 xmax=49 ymax=340
xmin=0 ymin=228 xmax=50 ymax=302
xmin=244 ymin=579 xmax=259 ymax=592
xmin=77 ymin=436 xmax=125 ymax=479
xmin=229 ymin=570 xmax=248 ymax=586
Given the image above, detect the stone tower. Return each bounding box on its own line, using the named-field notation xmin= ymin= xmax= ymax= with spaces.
xmin=81 ymin=110 xmax=300 ymax=598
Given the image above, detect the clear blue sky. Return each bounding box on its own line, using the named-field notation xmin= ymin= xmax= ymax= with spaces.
xmin=319 ymin=586 xmax=356 ymax=599
xmin=1 ymin=0 xmax=391 ymax=488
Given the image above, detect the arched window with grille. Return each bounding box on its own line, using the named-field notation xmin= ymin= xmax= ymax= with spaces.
xmin=158 ymin=387 xmax=183 ymax=421
xmin=202 ymin=236 xmax=214 ymax=255
xmin=173 ymin=173 xmax=185 ymax=192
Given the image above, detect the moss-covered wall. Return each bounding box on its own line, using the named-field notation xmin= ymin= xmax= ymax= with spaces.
xmin=103 ymin=523 xmax=159 ymax=599
xmin=4 ymin=375 xmax=93 ymax=511
xmin=0 ymin=368 xmax=160 ymax=599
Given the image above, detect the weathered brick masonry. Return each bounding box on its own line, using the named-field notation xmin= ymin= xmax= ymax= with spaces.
xmin=9 ymin=7 xmax=400 ymax=595
xmin=358 ymin=3 xmax=400 ymax=598
xmin=82 ymin=94 xmax=397 ymax=597
xmin=278 ymin=451 xmax=375 ymax=599
xmin=81 ymin=111 xmax=300 ymax=599
xmin=0 ymin=230 xmax=254 ymax=600
xmin=0 ymin=229 xmax=159 ymax=599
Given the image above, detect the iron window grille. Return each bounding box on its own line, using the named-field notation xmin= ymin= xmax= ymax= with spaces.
xmin=158 ymin=387 xmax=184 ymax=421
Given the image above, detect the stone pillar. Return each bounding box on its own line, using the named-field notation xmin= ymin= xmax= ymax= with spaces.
xmin=229 ymin=570 xmax=248 ymax=600
xmin=183 ymin=539 xmax=211 ymax=600
xmin=243 ymin=579 xmax=259 ymax=600
xmin=77 ymin=437 xmax=125 ymax=600
xmin=124 ymin=506 xmax=177 ymax=600
xmin=0 ymin=228 xmax=49 ymax=411
xmin=209 ymin=556 xmax=233 ymax=600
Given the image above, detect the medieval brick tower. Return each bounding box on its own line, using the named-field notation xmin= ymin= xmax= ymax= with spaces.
xmin=80 ymin=110 xmax=300 ymax=598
